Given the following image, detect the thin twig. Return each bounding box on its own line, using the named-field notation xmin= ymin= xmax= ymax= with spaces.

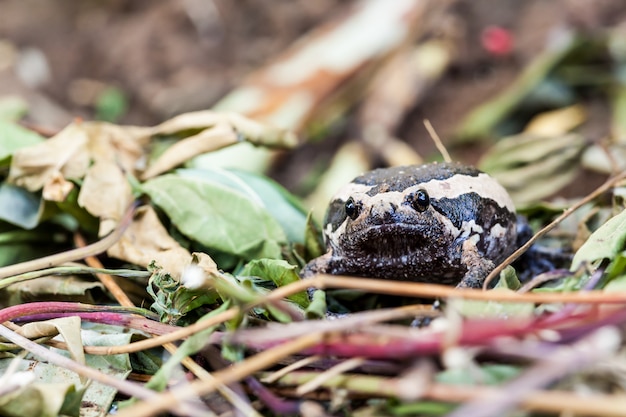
xmin=0 ymin=323 xmax=158 ymax=402
xmin=483 ymin=170 xmax=626 ymax=289
xmin=74 ymin=232 xmax=134 ymax=307
xmin=65 ymin=240 xmax=258 ymax=417
xmin=297 ymin=357 xmax=366 ymax=395
xmin=265 ymin=370 xmax=626 ymax=417
xmin=424 ymin=119 xmax=452 ymax=162
xmin=0 ymin=202 xmax=138 ymax=279
xmin=115 ymin=333 xmax=324 ymax=417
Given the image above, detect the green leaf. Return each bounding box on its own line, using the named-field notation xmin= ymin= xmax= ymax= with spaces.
xmin=0 ymin=380 xmax=80 ymax=417
xmin=177 ymin=168 xmax=307 ymax=244
xmin=0 ymin=323 xmax=132 ymax=417
xmin=145 ymin=303 xmax=229 ymax=392
xmin=0 ymin=96 xmax=28 ymax=121
xmin=0 ymin=241 xmax=45 ymax=267
xmin=387 ymin=401 xmax=454 ymax=416
xmin=451 ymin=290 xmax=535 ymax=319
xmin=143 ymin=174 xmax=287 ymax=260
xmin=0 ymin=184 xmax=43 ymax=229
xmin=436 ymin=364 xmax=521 ymax=385
xmin=304 ymin=212 xmax=325 ymax=260
xmin=95 ymin=87 xmax=128 ymax=123
xmin=571 ymin=209 xmax=626 ymax=270
xmin=494 ymin=266 xmax=521 ymax=291
xmin=306 ymin=289 xmax=327 ymax=318
xmin=147 ymin=264 xmax=219 ymax=323
xmin=240 ymin=258 xmax=309 ymax=307
xmin=0 ymin=119 xmax=44 ymax=166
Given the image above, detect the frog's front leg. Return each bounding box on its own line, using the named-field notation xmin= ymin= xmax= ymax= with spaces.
xmin=456 ymin=239 xmax=496 ymax=289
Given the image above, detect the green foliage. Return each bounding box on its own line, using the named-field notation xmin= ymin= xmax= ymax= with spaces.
xmin=240 ymin=258 xmax=309 ymax=307
xmin=571 ymin=208 xmax=626 ymax=271
xmin=147 ymin=262 xmax=220 ymax=324
xmin=143 ymin=172 xmax=288 ymax=261
xmin=145 ymin=304 xmax=230 ymax=392
xmin=0 ymin=119 xmax=44 ymax=166
xmin=0 ymin=184 xmax=42 ymax=229
xmin=95 ymin=87 xmax=128 ymax=123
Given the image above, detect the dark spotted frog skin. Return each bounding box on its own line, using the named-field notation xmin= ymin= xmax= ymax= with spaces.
xmin=302 ymin=162 xmax=518 ymax=288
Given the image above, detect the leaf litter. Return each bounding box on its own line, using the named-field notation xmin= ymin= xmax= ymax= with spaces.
xmin=2 ymin=1 xmax=626 ymax=417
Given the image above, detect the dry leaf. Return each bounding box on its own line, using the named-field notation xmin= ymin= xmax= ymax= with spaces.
xmin=41 ymin=171 xmax=74 ymax=202
xmin=524 ymin=105 xmax=586 ymax=136
xmin=8 ymin=123 xmax=91 ymax=191
xmin=107 ymin=205 xmax=199 ymax=278
xmin=77 ymin=159 xmax=133 ymax=236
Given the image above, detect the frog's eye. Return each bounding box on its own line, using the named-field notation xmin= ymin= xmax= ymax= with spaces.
xmin=345 ymin=197 xmax=360 ymax=220
xmin=407 ymin=189 xmax=430 ymax=212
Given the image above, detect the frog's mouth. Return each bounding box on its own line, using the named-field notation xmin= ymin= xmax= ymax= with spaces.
xmin=346 ymin=223 xmax=436 ymax=256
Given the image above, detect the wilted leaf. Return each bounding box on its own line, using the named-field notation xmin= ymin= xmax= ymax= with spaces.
xmin=524 ymin=104 xmax=586 ymax=136
xmin=581 ymin=144 xmax=626 ymax=174
xmin=16 ymin=317 xmax=85 ymax=369
xmin=571 ymin=208 xmax=626 ymax=270
xmin=107 ymin=206 xmax=197 ymax=277
xmin=143 ymin=174 xmax=286 ymax=260
xmin=141 ymin=111 xmax=297 ymax=179
xmin=5 ymin=275 xmax=104 ymax=305
xmin=0 ymin=325 xmax=133 ymax=417
xmin=0 ymin=379 xmax=81 ymax=417
xmin=479 ymin=133 xmax=585 ymax=204
xmin=0 ymin=184 xmax=42 ymax=229
xmin=77 ymin=159 xmax=134 ymax=235
xmin=9 ymin=123 xmax=92 ymax=191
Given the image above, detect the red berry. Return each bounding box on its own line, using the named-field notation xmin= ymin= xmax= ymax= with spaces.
xmin=481 ymin=25 xmax=514 ymax=57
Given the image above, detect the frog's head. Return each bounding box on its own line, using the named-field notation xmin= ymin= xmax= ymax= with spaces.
xmin=322 ymin=163 xmax=516 ymax=263
xmin=324 ymin=183 xmax=455 ymax=260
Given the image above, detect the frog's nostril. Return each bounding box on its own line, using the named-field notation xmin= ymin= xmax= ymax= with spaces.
xmin=370 ymin=201 xmax=397 ymax=224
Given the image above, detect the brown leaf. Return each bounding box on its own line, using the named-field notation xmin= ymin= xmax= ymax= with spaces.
xmin=107 ymin=206 xmax=197 ymax=278
xmin=77 ymin=159 xmax=134 ymax=235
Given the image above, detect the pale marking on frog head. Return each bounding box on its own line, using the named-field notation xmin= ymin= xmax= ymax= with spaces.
xmin=490 ymin=223 xmax=507 ymax=239
xmin=407 ymin=173 xmax=515 ymax=212
xmin=332 ymin=172 xmax=514 ymax=213
xmin=459 ymin=220 xmax=484 ymax=238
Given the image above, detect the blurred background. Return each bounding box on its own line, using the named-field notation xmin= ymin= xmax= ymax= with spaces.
xmin=1 ymin=0 xmax=625 ymax=204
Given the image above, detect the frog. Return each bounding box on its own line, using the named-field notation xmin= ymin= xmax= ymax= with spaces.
xmin=301 ymin=162 xmax=518 ymax=289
